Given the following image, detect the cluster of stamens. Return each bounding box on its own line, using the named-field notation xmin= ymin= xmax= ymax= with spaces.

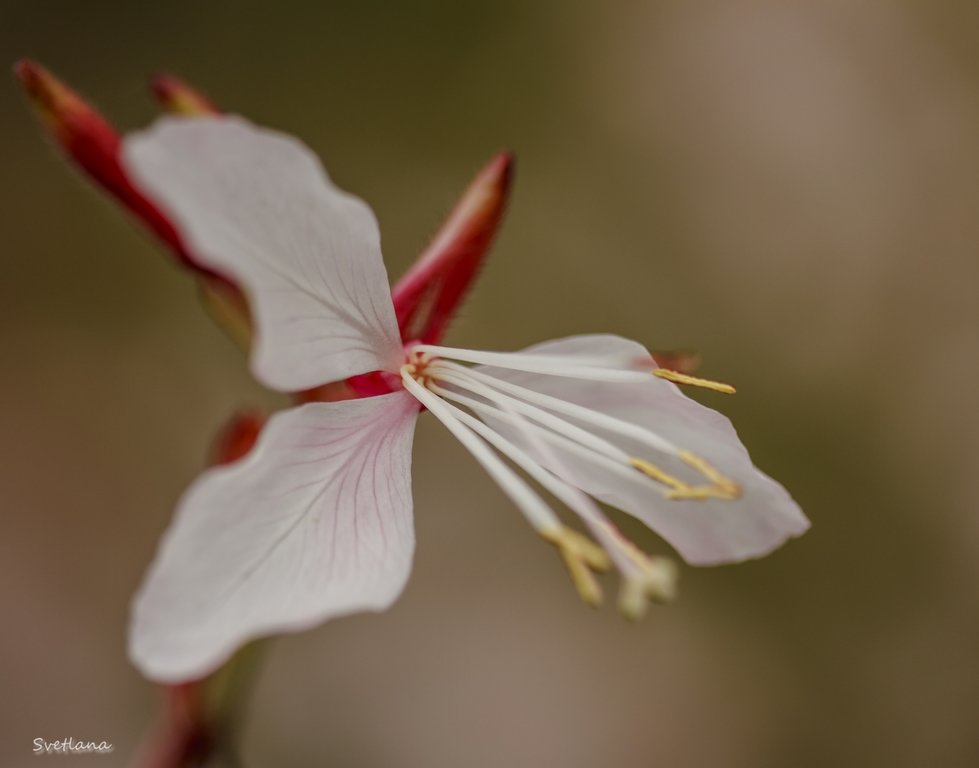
xmin=399 ymin=343 xmax=740 ymax=619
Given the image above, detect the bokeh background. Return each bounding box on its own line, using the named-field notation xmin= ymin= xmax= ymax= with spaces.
xmin=3 ymin=1 xmax=978 ymax=766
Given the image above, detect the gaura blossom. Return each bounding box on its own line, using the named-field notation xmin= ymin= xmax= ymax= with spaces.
xmin=117 ymin=116 xmax=809 ymax=683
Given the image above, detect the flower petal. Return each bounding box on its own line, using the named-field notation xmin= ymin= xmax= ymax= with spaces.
xmin=477 ymin=335 xmax=809 ymax=565
xmin=122 ymin=116 xmax=403 ymax=391
xmin=130 ymin=391 xmax=419 ymax=682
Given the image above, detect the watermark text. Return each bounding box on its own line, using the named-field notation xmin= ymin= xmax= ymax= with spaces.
xmin=33 ymin=737 xmax=114 ymax=756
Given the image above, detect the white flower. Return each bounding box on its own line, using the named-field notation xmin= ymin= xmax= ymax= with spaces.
xmin=122 ymin=116 xmax=809 ymax=682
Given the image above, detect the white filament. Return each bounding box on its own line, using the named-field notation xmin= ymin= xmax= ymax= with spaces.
xmin=401 ymin=348 xmax=688 ymax=584
xmin=429 ymin=359 xmax=679 ymax=456
xmin=427 ymin=383 xmax=645 ymax=487
xmin=400 ymin=370 xmax=560 ymax=532
xmin=429 ymin=369 xmax=630 ymax=463
xmin=465 ymin=390 xmax=647 ymax=579
xmin=413 ymin=344 xmax=655 ymax=383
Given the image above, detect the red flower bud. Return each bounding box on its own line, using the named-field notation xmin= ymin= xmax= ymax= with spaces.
xmin=151 ymin=74 xmax=220 ymax=116
xmin=15 ymin=60 xmax=187 ymax=260
xmin=16 ymin=60 xmax=251 ymax=345
xmin=392 ymin=151 xmax=514 ymax=343
xmin=208 ymin=409 xmax=266 ymax=465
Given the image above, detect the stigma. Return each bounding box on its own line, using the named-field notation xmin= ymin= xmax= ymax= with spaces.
xmin=399 ymin=343 xmax=742 ymax=618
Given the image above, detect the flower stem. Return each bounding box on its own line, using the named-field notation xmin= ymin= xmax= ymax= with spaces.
xmin=130 ymin=641 xmax=268 ymax=768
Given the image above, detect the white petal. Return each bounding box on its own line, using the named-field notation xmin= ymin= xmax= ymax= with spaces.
xmin=130 ymin=392 xmax=419 ymax=682
xmin=477 ymin=335 xmax=809 ymax=565
xmin=123 ymin=116 xmax=403 ymax=391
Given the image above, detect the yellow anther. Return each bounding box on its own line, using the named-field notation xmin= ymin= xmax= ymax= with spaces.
xmin=630 ymin=454 xmax=742 ymax=501
xmin=541 ymin=526 xmax=611 ymax=607
xmin=664 ymin=484 xmax=740 ymax=501
xmin=653 ymin=368 xmax=736 ymax=394
xmin=677 ymin=451 xmax=742 ymax=499
xmin=628 ymin=457 xmax=684 ymax=490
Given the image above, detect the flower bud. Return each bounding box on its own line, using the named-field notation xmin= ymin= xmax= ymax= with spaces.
xmin=208 ymin=409 xmax=266 ymax=465
xmin=16 ymin=60 xmax=251 ymax=345
xmin=16 ymin=59 xmax=186 ymax=258
xmin=392 ymin=151 xmax=514 ymax=343
xmin=151 ymin=74 xmax=220 ymax=116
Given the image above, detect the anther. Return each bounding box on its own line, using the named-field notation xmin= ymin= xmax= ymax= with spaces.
xmin=653 ymin=369 xmax=736 ymax=394
xmin=540 ymin=526 xmax=611 ymax=607
xmin=630 ymin=454 xmax=742 ymax=501
xmin=677 ymin=451 xmax=742 ymax=499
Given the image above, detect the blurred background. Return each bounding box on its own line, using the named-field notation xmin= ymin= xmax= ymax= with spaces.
xmin=2 ymin=1 xmax=978 ymax=765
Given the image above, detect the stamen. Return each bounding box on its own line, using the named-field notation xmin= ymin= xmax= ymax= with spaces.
xmin=414 ymin=344 xmax=654 ymax=383
xmin=630 ymin=455 xmax=742 ymax=501
xmin=427 ymin=389 xmax=614 ymax=606
xmin=629 ymin=458 xmax=684 ymax=490
xmin=430 ymin=382 xmax=681 ymax=617
xmin=427 ymin=360 xmax=679 ymax=455
xmin=400 ymin=367 xmax=561 ymax=532
xmin=678 ymin=450 xmax=743 ymax=497
xmin=539 ymin=527 xmax=611 ymax=607
xmin=428 ymin=374 xmax=630 ymax=464
xmin=584 ymin=515 xmax=678 ymax=619
xmin=653 ymin=369 xmax=736 ymax=394
xmin=407 ymin=359 xmax=680 ymax=618
xmin=431 ymin=383 xmax=651 ymax=492
xmin=428 ymin=360 xmax=742 ymax=504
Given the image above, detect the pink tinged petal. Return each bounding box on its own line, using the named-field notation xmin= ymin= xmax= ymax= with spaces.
xmin=129 ymin=391 xmax=419 ymax=682
xmin=122 ymin=116 xmax=403 ymax=391
xmin=477 ymin=335 xmax=810 ymax=565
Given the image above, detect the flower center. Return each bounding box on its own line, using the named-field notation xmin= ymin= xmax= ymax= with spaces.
xmin=401 ymin=345 xmax=436 ymax=390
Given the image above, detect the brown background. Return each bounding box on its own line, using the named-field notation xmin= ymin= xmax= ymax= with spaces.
xmin=2 ymin=1 xmax=978 ymax=766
